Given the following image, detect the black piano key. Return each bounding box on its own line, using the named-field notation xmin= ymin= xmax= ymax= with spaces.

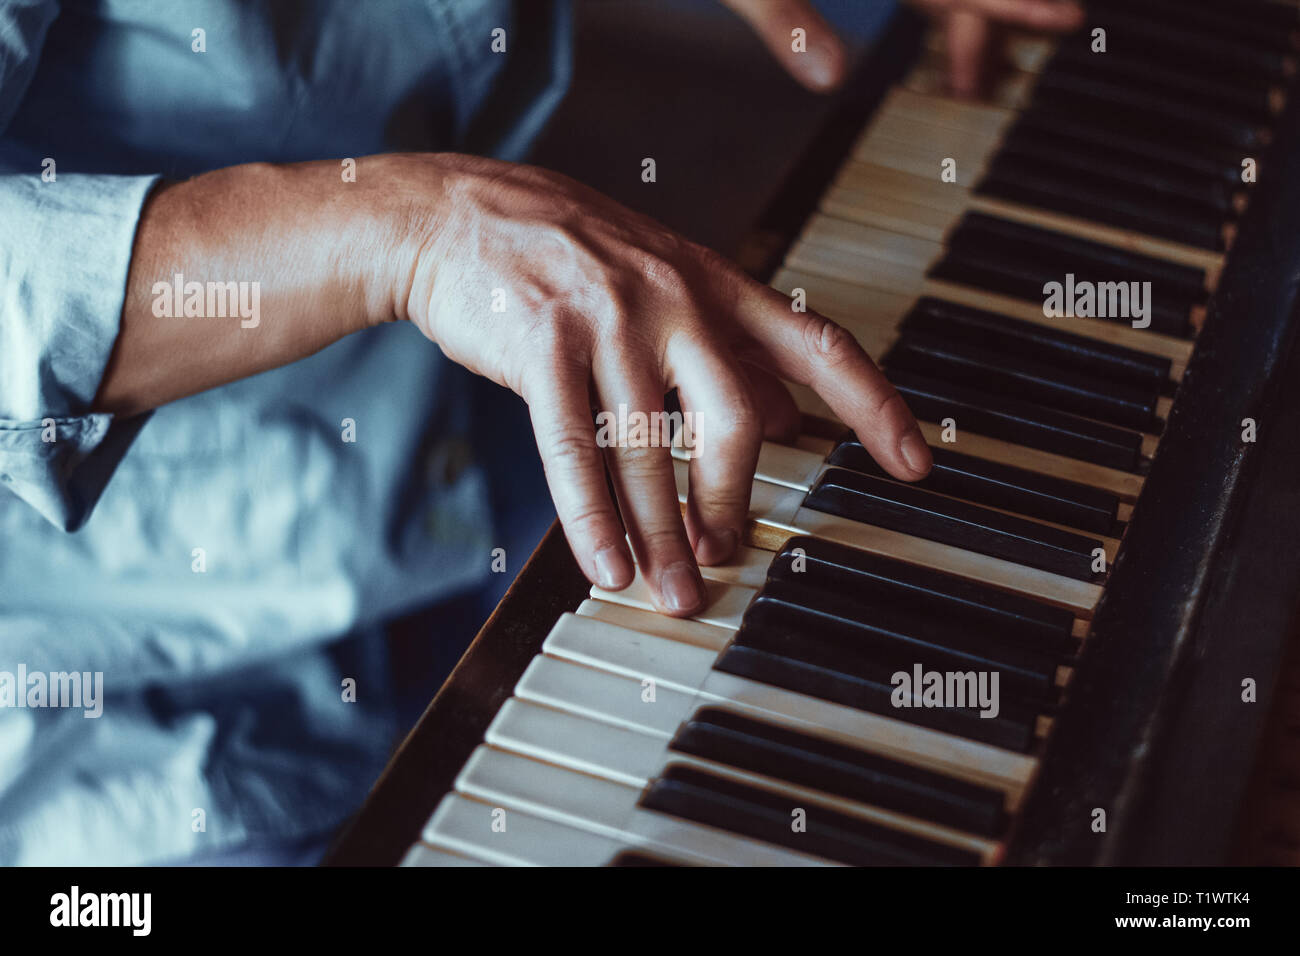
xmin=741 ymin=581 xmax=1062 ymax=701
xmin=803 ymin=467 xmax=1103 ymax=580
xmin=1012 ymin=110 xmax=1245 ymax=187
xmin=950 ymin=213 xmax=1209 ymax=296
xmin=641 ymin=765 xmax=982 ymax=865
xmin=1064 ymin=9 xmax=1291 ymax=80
xmin=1097 ymin=0 xmax=1300 ymax=50
xmin=669 ymin=707 xmax=1008 ymax=835
xmin=976 ymin=156 xmax=1226 ymax=251
xmin=884 ymin=332 xmax=1160 ymax=431
xmin=993 ymin=121 xmax=1235 ymax=213
xmin=899 ymin=296 xmax=1172 ymax=389
xmin=1132 ymin=0 xmax=1300 ymax=44
xmin=828 ymin=437 xmax=1120 ymax=535
xmin=1044 ymin=46 xmax=1276 ymax=125
xmin=888 ymin=368 xmax=1145 ymax=471
xmin=931 ymin=216 xmax=1203 ymax=338
xmin=767 ymin=535 xmax=1078 ymax=655
xmin=715 ymin=644 xmax=1037 ymax=752
xmin=928 ymin=251 xmax=1192 ymax=338
xmin=1030 ymin=72 xmax=1266 ymax=152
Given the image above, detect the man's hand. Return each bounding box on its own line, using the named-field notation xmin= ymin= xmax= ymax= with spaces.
xmin=100 ymin=153 xmax=931 ymax=618
xmin=722 ymin=0 xmax=1083 ymax=97
xmin=392 ymin=154 xmax=932 ymax=616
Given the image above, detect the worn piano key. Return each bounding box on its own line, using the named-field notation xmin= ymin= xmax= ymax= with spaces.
xmin=739 ymin=579 xmax=1061 ymax=703
xmin=1042 ymin=47 xmax=1277 ymax=124
xmin=820 ymin=161 xmax=1225 ymax=278
xmin=883 ymin=331 xmax=1161 ymax=431
xmin=454 ymin=746 xmax=832 ymax=866
xmin=715 ymin=642 xmax=1037 ymax=752
xmin=948 ymin=213 xmax=1210 ymax=300
xmin=488 ymin=690 xmax=1001 ymax=857
xmin=898 ymin=296 xmax=1172 ymax=389
xmin=772 ymin=265 xmax=1192 ymax=382
xmin=1010 ymin=109 xmax=1247 ymax=187
xmin=423 ymin=793 xmax=637 ymax=867
xmin=803 ymin=467 xmax=1103 ymax=580
xmin=783 ymin=386 xmax=1147 ymax=503
xmin=1089 ymin=0 xmax=1300 ymax=53
xmin=888 ymin=369 xmax=1145 ymax=472
xmin=748 ymin=576 xmax=1061 ymax=690
xmin=641 ymin=764 xmax=980 ymax=865
xmin=829 ymin=439 xmax=1120 ymax=536
xmin=975 ymin=154 xmax=1228 ymax=251
xmin=700 ymin=440 xmax=1121 ymax=561
xmin=988 ymin=123 xmax=1236 ymax=213
xmin=669 ymin=459 xmax=1105 ymax=613
xmin=525 ymin=619 xmax=1038 ymax=794
xmin=932 ymin=218 xmax=1204 ymax=337
xmin=669 ymin=707 xmax=1007 ymax=836
xmin=791 ymin=212 xmax=1205 ymax=339
xmin=1029 ymin=73 xmax=1267 ymax=152
xmin=765 ymin=536 xmax=1078 ymax=655
xmin=1064 ymin=8 xmax=1293 ymax=79
xmin=399 ymin=843 xmax=493 ymax=867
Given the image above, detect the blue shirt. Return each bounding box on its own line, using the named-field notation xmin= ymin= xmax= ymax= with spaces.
xmin=0 ymin=0 xmax=569 ymax=864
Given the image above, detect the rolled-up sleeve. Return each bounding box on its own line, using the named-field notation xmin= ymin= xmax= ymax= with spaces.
xmin=1 ymin=0 xmax=161 ymax=530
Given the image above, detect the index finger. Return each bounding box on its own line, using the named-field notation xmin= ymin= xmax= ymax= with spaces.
xmin=730 ymin=279 xmax=933 ymax=482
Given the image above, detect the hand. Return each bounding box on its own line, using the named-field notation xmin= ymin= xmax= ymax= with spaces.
xmin=720 ymin=0 xmax=1083 ymax=98
xmin=389 ymin=154 xmax=932 ymax=616
xmin=909 ymin=0 xmax=1083 ymax=97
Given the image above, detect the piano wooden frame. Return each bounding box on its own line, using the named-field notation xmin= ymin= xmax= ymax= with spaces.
xmin=325 ymin=8 xmax=1300 ymax=867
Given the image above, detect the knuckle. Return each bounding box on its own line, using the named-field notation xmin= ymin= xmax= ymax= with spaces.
xmin=872 ymin=386 xmax=910 ymax=424
xmin=803 ymin=315 xmax=858 ymax=367
xmin=541 ymin=426 xmax=599 ymax=470
xmin=637 ymin=525 xmax=689 ymax=560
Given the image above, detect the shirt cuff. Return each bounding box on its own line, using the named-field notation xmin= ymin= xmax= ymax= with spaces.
xmin=0 ymin=172 xmax=161 ymax=530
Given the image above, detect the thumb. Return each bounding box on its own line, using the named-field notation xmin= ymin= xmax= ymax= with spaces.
xmin=723 ymin=0 xmax=848 ymax=93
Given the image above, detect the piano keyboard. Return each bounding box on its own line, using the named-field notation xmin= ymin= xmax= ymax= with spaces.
xmin=402 ymin=2 xmax=1299 ymax=867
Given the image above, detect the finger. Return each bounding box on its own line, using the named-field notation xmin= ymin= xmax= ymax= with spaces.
xmin=730 ymin=282 xmax=933 ymax=482
xmin=946 ymin=10 xmax=991 ymax=98
xmin=722 ymin=0 xmax=848 ymax=92
xmin=524 ymin=362 xmax=634 ymax=591
xmin=742 ymin=362 xmax=802 ymax=442
xmin=670 ymin=341 xmax=764 ymax=567
xmin=597 ymin=368 xmax=705 ymax=617
xmin=958 ymin=0 xmax=1084 ymax=31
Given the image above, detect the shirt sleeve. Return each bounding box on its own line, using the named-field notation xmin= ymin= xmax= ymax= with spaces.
xmin=0 ymin=0 xmax=161 ymax=530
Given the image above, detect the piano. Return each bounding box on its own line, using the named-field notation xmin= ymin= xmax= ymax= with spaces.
xmin=325 ymin=0 xmax=1300 ymax=867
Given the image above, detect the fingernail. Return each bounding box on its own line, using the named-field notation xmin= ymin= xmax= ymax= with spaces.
xmin=805 ymin=44 xmax=839 ymax=91
xmin=900 ymin=431 xmax=932 ymax=476
xmin=593 ymin=546 xmax=632 ymax=590
xmin=695 ymin=529 xmax=737 ymax=566
xmin=660 ymin=561 xmax=705 ymax=614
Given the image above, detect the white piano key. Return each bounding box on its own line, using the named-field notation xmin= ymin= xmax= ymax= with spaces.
xmin=399 ymin=842 xmax=494 ymax=867
xmin=525 ymin=616 xmax=1034 ymax=799
xmin=456 ymin=745 xmax=836 ymax=866
xmin=485 ymin=695 xmax=999 ymax=861
xmin=423 ymin=793 xmax=631 ymax=866
xmin=668 ymin=458 xmax=1103 ymax=615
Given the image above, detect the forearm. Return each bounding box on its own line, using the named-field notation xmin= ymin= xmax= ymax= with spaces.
xmin=94 ymin=157 xmax=420 ymax=416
